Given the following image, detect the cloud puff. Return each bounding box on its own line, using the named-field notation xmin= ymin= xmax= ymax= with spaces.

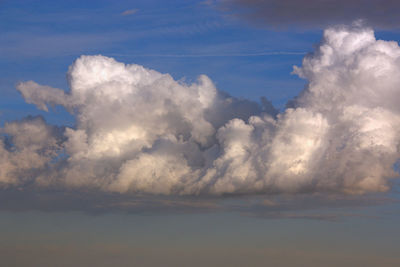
xmin=3 ymin=24 xmax=400 ymax=196
xmin=0 ymin=116 xmax=64 ymax=186
xmin=222 ymin=0 xmax=400 ymax=29
xmin=121 ymin=9 xmax=138 ymax=16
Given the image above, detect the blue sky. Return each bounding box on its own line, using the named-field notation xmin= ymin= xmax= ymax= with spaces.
xmin=1 ymin=0 xmax=400 ymax=266
xmin=0 ymin=0 xmax=321 ymax=125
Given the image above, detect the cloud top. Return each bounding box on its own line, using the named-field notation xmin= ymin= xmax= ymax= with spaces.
xmin=2 ymin=25 xmax=400 ymax=196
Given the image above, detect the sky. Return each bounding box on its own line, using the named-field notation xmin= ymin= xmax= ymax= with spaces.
xmin=1 ymin=0 xmax=400 ymax=266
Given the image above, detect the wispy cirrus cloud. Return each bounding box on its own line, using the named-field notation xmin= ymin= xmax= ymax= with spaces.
xmin=0 ymin=32 xmax=129 ymax=58
xmin=121 ymin=9 xmax=138 ymax=16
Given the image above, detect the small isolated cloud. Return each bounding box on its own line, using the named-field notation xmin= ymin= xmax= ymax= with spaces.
xmin=222 ymin=0 xmax=400 ymax=29
xmin=121 ymin=9 xmax=138 ymax=16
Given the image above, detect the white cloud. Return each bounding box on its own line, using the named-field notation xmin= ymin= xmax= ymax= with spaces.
xmin=3 ymin=24 xmax=400 ymax=195
xmin=0 ymin=116 xmax=63 ymax=186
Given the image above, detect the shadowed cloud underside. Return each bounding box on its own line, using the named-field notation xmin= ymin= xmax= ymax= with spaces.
xmin=223 ymin=0 xmax=400 ymax=29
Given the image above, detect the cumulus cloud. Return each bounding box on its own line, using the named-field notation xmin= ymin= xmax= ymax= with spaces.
xmin=222 ymin=0 xmax=400 ymax=29
xmin=0 ymin=116 xmax=64 ymax=187
xmin=2 ymin=24 xmax=400 ymax=196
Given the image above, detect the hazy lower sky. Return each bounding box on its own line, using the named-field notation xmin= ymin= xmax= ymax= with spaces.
xmin=1 ymin=0 xmax=400 ymax=266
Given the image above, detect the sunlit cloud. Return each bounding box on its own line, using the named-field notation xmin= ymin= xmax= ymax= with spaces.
xmin=1 ymin=24 xmax=399 ymax=199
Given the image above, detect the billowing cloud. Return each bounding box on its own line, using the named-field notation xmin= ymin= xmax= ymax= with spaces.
xmin=222 ymin=0 xmax=400 ymax=29
xmin=2 ymin=24 xmax=400 ymax=197
xmin=0 ymin=116 xmax=64 ymax=186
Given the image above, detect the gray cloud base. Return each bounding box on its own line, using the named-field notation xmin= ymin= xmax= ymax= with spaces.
xmin=224 ymin=0 xmax=400 ymax=29
xmin=1 ymin=25 xmax=400 ymax=196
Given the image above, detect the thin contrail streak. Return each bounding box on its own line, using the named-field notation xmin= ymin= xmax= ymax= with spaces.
xmin=106 ymin=52 xmax=307 ymax=58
